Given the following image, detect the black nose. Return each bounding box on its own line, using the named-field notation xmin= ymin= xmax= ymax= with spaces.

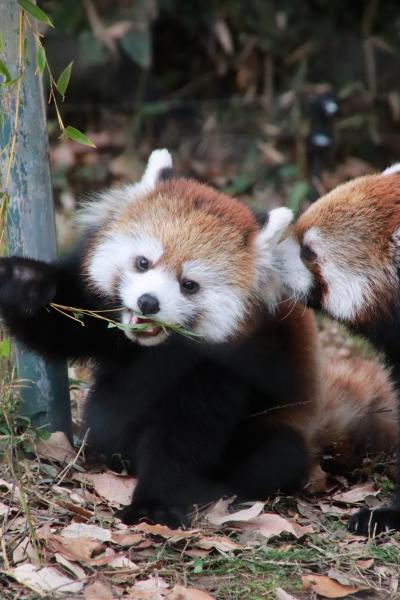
xmin=137 ymin=293 xmax=160 ymax=315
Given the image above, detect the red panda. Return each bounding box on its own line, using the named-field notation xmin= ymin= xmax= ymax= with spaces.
xmin=273 ymin=165 xmax=400 ymax=535
xmin=0 ymin=150 xmax=396 ymax=529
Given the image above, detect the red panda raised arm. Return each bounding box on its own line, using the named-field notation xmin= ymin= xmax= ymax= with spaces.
xmin=276 ymin=166 xmax=400 ymax=535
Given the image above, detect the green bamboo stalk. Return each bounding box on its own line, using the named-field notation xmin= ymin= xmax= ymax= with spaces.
xmin=0 ymin=1 xmax=71 ymax=437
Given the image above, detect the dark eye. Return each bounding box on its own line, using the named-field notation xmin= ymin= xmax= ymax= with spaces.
xmin=135 ymin=256 xmax=150 ymax=272
xmin=181 ymin=280 xmax=199 ymax=295
xmin=300 ymin=245 xmax=317 ymax=263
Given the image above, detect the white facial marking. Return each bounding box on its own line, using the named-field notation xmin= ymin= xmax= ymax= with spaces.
xmin=383 ymin=163 xmax=400 ymax=176
xmin=322 ymin=262 xmax=368 ymax=320
xmin=77 ymin=149 xmax=173 ymax=228
xmin=120 ymin=267 xmax=189 ymax=321
xmin=182 ymin=259 xmax=247 ymax=341
xmin=87 ymin=232 xmax=163 ymax=295
xmin=304 ymin=227 xmax=369 ymax=321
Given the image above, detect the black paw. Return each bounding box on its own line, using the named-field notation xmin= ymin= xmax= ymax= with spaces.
xmin=347 ymin=507 xmax=400 ymax=536
xmin=0 ymin=257 xmax=57 ymax=315
xmin=116 ymin=502 xmax=189 ymax=529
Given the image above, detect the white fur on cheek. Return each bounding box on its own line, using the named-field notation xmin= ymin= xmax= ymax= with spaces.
xmin=182 ymin=259 xmax=247 ymax=341
xmin=304 ymin=228 xmax=368 ymax=321
xmin=87 ymin=232 xmax=163 ymax=295
xmin=199 ymin=287 xmax=246 ymax=341
xmin=322 ymin=261 xmax=368 ymax=321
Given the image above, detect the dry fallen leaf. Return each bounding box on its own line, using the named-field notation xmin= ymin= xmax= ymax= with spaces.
xmin=206 ymin=500 xmax=264 ymax=526
xmin=111 ymin=531 xmax=144 ymax=546
xmin=0 ymin=500 xmax=11 ymax=516
xmin=55 ymin=552 xmax=86 ymax=580
xmin=136 ymin=522 xmax=200 ymax=542
xmin=84 ymin=579 xmax=114 ymax=599
xmin=129 ymin=575 xmax=170 ymax=600
xmin=302 ymin=574 xmax=362 ymax=598
xmin=74 ymin=471 xmax=136 ymax=506
xmin=195 ymin=535 xmax=241 ymax=553
xmin=275 ymin=588 xmax=300 ymax=600
xmin=168 ymin=583 xmax=216 ymax=599
xmin=50 ymin=535 xmax=102 ymax=563
xmin=108 ymin=554 xmax=139 ymax=569
xmin=238 ymin=513 xmax=311 ymax=540
xmin=318 ymin=503 xmax=350 ymax=516
xmin=61 ymin=522 xmax=112 ymax=542
xmin=0 ymin=477 xmax=19 ymax=499
xmin=332 ymin=483 xmax=380 ymax=504
xmin=35 ymin=431 xmax=76 ymax=462
xmin=296 ymin=499 xmax=321 ymax=521
xmin=10 ymin=563 xmax=83 ymax=594
xmin=12 ymin=537 xmax=37 ymax=565
xmin=355 ymin=558 xmax=374 ymax=570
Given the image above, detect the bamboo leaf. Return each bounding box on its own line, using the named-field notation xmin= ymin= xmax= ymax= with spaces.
xmin=36 ymin=45 xmax=45 ymax=74
xmin=0 ymin=60 xmax=12 ymax=83
xmin=62 ymin=126 xmax=96 ymax=148
xmin=56 ymin=61 xmax=73 ymax=97
xmin=0 ymin=338 xmax=11 ymax=359
xmin=18 ymin=0 xmax=54 ymax=28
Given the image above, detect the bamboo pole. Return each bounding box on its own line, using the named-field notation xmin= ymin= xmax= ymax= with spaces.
xmin=0 ymin=1 xmax=71 ymax=437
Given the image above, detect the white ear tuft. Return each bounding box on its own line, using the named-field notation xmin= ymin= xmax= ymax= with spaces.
xmin=142 ymin=149 xmax=173 ymax=186
xmin=257 ymin=207 xmax=293 ymax=247
xmin=383 ymin=163 xmax=400 ymax=176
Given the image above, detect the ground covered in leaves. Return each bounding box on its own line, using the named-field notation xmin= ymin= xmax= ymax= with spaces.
xmin=1 ymin=332 xmax=400 ymax=600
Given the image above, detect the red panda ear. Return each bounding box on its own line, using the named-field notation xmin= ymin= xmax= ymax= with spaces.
xmin=142 ymin=149 xmax=173 ymax=187
xmin=383 ymin=163 xmax=400 ymax=176
xmin=256 ymin=207 xmax=293 ymax=249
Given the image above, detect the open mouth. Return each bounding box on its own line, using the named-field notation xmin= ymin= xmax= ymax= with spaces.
xmin=129 ymin=313 xmax=163 ymax=337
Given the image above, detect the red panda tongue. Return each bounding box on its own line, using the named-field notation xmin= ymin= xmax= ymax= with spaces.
xmin=129 ymin=314 xmax=162 ymax=336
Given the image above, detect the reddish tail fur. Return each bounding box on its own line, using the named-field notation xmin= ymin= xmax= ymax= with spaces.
xmin=313 ymin=355 xmax=398 ymax=473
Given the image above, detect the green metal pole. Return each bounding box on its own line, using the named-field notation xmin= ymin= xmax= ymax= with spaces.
xmin=0 ymin=1 xmax=71 ymax=437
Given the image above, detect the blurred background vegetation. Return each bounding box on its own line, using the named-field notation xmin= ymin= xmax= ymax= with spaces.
xmin=38 ymin=0 xmax=400 ymax=247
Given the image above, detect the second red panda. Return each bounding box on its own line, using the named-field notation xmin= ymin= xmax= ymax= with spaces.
xmin=270 ymin=166 xmax=400 ymax=535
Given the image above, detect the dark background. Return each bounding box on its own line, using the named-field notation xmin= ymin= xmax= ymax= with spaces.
xmin=39 ymin=0 xmax=400 ymax=245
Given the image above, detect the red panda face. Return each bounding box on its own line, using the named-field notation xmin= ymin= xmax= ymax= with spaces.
xmin=81 ymin=149 xmax=293 ymax=346
xmin=84 ymin=177 xmax=286 ymax=346
xmin=287 ymin=167 xmax=400 ymax=324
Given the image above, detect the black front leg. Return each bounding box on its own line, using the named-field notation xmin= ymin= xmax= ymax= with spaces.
xmin=118 ymin=369 xmax=249 ymax=527
xmin=117 ymin=427 xmax=225 ymax=528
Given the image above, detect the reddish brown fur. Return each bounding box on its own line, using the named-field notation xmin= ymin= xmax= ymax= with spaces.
xmin=296 ymin=173 xmax=400 ymax=250
xmin=115 ymin=178 xmax=258 ymax=290
xmin=261 ymin=302 xmax=397 ymax=471
xmin=312 ymin=355 xmax=398 ymax=470
xmin=295 ymin=173 xmax=400 ymax=320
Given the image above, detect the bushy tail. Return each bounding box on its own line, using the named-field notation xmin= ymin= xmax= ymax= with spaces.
xmin=312 ymin=356 xmax=398 ymax=473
